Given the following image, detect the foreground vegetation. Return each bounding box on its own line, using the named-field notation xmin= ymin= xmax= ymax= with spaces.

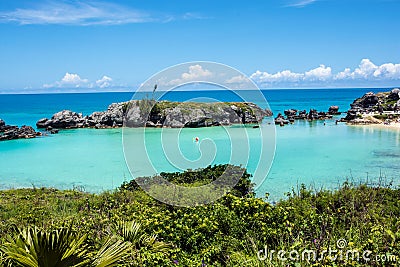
xmin=0 ymin=165 xmax=399 ymax=266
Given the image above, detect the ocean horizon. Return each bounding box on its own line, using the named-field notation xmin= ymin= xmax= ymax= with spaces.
xmin=0 ymin=86 xmax=395 ymax=95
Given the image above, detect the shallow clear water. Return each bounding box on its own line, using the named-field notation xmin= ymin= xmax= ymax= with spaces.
xmin=263 ymin=122 xmax=400 ymax=200
xmin=0 ymin=128 xmax=129 ymax=191
xmin=1 ymin=89 xmax=399 ymax=200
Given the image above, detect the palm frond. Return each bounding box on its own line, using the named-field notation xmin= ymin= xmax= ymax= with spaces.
xmin=1 ymin=226 xmax=90 ymax=267
xmin=91 ymin=237 xmax=130 ymax=267
xmin=114 ymin=220 xmax=171 ymax=252
xmin=115 ymin=221 xmax=143 ymax=244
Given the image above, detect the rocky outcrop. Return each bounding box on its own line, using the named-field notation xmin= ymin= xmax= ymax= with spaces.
xmin=388 ymin=88 xmax=400 ymax=101
xmin=328 ymin=106 xmax=340 ymax=115
xmin=124 ymin=101 xmax=271 ymax=128
xmin=37 ymin=103 xmax=125 ymax=129
xmin=0 ymin=120 xmax=42 ymax=141
xmin=88 ymin=102 xmax=124 ymax=127
xmin=36 ymin=100 xmax=272 ymax=129
xmin=37 ymin=110 xmax=85 ymax=129
xmin=350 ymin=92 xmax=379 ymax=110
xmin=274 ymin=113 xmax=289 ymax=126
xmin=341 ymin=89 xmax=400 ymax=124
xmin=274 ymin=106 xmax=338 ymax=126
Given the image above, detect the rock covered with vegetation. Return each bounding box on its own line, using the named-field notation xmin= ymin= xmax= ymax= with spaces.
xmin=342 ymin=88 xmax=400 ymax=124
xmin=36 ymin=100 xmax=272 ymax=129
xmin=125 ymin=100 xmax=271 ymax=128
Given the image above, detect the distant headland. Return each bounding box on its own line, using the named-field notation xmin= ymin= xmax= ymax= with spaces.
xmin=273 ymin=88 xmax=400 ymax=127
xmin=340 ymin=88 xmax=400 ymax=126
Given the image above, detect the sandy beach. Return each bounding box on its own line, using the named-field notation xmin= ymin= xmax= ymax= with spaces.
xmin=349 ymin=114 xmax=400 ymax=130
xmin=350 ymin=122 xmax=400 ymax=131
xmin=371 ymin=122 xmax=400 ymax=129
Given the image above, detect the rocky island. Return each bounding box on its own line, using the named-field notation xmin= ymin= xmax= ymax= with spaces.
xmin=341 ymin=88 xmax=400 ymax=125
xmin=36 ymin=100 xmax=273 ymax=129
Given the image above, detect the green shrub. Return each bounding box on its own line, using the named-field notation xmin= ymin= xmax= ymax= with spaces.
xmin=374 ymin=114 xmax=388 ymax=120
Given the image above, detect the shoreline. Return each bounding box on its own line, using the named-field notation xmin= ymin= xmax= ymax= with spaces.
xmin=349 ymin=122 xmax=400 ymax=130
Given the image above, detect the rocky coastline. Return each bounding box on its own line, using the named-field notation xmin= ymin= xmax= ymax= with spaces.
xmin=36 ymin=100 xmax=273 ymax=130
xmin=4 ymin=89 xmax=399 ymax=142
xmin=272 ymin=88 xmax=400 ymax=127
xmin=341 ymin=88 xmax=400 ymax=125
xmin=0 ymin=119 xmax=42 ymax=141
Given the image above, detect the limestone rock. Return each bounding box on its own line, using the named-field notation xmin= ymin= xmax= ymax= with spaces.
xmin=1 ymin=119 xmax=40 ymax=141
xmin=36 ymin=100 xmax=270 ymax=129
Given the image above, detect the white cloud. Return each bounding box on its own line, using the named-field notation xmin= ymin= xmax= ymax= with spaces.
xmin=373 ymin=63 xmax=400 ymax=79
xmin=334 ymin=59 xmax=400 ymax=81
xmin=182 ymin=12 xmax=208 ymax=20
xmin=42 ymin=59 xmax=400 ymax=91
xmin=60 ymin=73 xmax=88 ymax=85
xmin=335 ymin=68 xmax=352 ymax=80
xmin=182 ymin=65 xmax=212 ymax=80
xmin=250 ymin=65 xmax=331 ymax=84
xmin=96 ymin=75 xmax=113 ymax=88
xmin=0 ymin=1 xmax=198 ymax=25
xmin=167 ymin=65 xmax=213 ymax=86
xmin=353 ymin=58 xmax=378 ymax=79
xmin=251 ymin=70 xmax=304 ymax=83
xmin=251 ymin=59 xmax=400 ymax=88
xmin=225 ymin=75 xmax=248 ymax=84
xmin=304 ymin=64 xmax=332 ymax=81
xmin=44 ymin=72 xmax=89 ymax=88
xmin=286 ymin=0 xmax=318 ymax=8
xmin=44 ymin=73 xmax=115 ymax=89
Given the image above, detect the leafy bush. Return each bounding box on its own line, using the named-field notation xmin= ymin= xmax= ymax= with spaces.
xmin=374 ymin=114 xmax=389 ymax=120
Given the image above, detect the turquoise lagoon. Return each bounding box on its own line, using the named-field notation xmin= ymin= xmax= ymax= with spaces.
xmin=1 ymin=89 xmax=400 ymax=200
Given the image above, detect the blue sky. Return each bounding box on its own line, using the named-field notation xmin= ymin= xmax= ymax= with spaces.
xmin=0 ymin=0 xmax=399 ymax=92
